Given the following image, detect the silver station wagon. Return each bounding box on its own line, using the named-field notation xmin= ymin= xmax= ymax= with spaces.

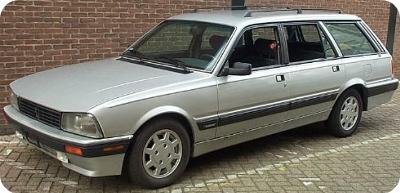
xmin=4 ymin=7 xmax=399 ymax=188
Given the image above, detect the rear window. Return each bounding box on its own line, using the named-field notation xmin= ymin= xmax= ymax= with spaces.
xmin=325 ymin=23 xmax=376 ymax=56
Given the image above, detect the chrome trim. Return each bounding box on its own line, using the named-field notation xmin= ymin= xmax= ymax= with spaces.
xmin=194 ymin=114 xmax=219 ymax=122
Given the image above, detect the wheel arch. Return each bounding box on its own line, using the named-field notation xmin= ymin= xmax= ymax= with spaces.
xmin=338 ymin=78 xmax=368 ymax=111
xmin=131 ymin=106 xmax=197 ymax=152
xmin=121 ymin=106 xmax=198 ymax=175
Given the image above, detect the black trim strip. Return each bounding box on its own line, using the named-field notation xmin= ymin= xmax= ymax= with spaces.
xmin=197 ymin=117 xmax=218 ymax=130
xmin=367 ymin=81 xmax=399 ymax=97
xmin=5 ymin=113 xmax=131 ymax=158
xmin=290 ymin=94 xmax=337 ymax=109
xmin=219 ymin=103 xmax=290 ymax=126
xmin=197 ymin=93 xmax=338 ymax=129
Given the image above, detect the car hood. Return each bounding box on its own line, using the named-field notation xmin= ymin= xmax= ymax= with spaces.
xmin=11 ymin=58 xmax=208 ymax=112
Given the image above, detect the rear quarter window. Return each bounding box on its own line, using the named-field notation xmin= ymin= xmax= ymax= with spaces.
xmin=325 ymin=23 xmax=377 ymax=56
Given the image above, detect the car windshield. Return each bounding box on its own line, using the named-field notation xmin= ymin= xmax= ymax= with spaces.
xmin=122 ymin=21 xmax=234 ymax=72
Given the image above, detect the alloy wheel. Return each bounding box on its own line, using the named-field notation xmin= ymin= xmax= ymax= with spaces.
xmin=142 ymin=129 xmax=182 ymax=178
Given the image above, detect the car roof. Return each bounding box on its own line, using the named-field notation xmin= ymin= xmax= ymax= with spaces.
xmin=168 ymin=10 xmax=361 ymax=27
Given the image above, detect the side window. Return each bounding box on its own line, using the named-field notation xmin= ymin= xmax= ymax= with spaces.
xmin=284 ymin=24 xmax=336 ymax=62
xmin=326 ymin=23 xmax=376 ymax=56
xmin=252 ymin=27 xmax=277 ymax=42
xmin=300 ymin=25 xmax=321 ymax=42
xmin=229 ymin=26 xmax=281 ymax=69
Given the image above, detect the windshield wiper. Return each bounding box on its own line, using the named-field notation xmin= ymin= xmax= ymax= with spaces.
xmin=121 ymin=48 xmax=144 ymax=61
xmin=119 ymin=52 xmax=192 ymax=74
xmin=122 ymin=48 xmax=190 ymax=72
xmin=155 ymin=56 xmax=191 ymax=73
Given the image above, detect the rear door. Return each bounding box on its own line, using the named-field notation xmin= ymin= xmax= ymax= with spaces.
xmin=282 ymin=22 xmax=345 ymax=125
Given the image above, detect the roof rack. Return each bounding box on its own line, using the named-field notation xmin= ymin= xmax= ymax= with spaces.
xmin=244 ymin=8 xmax=297 ymax=17
xmin=244 ymin=7 xmax=343 ymax=17
xmin=297 ymin=8 xmax=343 ymax=14
xmin=192 ymin=6 xmax=342 ymax=16
xmin=193 ymin=6 xmax=247 ymax=12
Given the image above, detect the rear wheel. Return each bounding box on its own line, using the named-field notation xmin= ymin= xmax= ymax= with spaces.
xmin=327 ymin=89 xmax=363 ymax=137
xmin=127 ymin=119 xmax=190 ymax=188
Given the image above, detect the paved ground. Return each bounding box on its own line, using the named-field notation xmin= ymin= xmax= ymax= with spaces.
xmin=1 ymin=92 xmax=400 ymax=193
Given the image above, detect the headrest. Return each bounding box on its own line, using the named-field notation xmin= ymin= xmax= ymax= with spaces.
xmin=209 ymin=35 xmax=227 ymax=50
xmin=254 ymin=38 xmax=278 ymax=56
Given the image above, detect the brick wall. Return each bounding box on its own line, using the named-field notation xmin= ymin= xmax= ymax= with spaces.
xmin=0 ymin=0 xmax=230 ymax=132
xmin=0 ymin=0 xmax=398 ymax=132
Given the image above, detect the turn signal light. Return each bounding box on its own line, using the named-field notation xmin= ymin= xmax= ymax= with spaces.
xmin=103 ymin=145 xmax=124 ymax=152
xmin=65 ymin=145 xmax=83 ymax=156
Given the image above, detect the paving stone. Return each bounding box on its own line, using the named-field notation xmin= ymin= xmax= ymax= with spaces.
xmin=1 ymin=91 xmax=400 ymax=192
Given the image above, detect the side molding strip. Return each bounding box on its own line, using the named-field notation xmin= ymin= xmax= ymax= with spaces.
xmin=197 ymin=117 xmax=218 ymax=130
xmin=197 ymin=79 xmax=399 ymax=130
xmin=197 ymin=92 xmax=338 ymax=130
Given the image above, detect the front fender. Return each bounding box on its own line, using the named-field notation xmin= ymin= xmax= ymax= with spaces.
xmin=131 ymin=106 xmax=199 ymax=140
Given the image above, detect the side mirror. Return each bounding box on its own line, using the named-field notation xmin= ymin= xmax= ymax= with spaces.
xmin=221 ymin=62 xmax=252 ymax=76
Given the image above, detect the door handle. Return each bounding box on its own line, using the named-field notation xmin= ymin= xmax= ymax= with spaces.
xmin=332 ymin=65 xmax=340 ymax=72
xmin=276 ymin=75 xmax=285 ymax=82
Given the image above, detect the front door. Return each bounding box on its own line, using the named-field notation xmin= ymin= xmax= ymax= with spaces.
xmin=216 ymin=25 xmax=291 ymax=137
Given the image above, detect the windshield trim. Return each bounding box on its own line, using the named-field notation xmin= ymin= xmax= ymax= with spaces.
xmin=122 ymin=20 xmax=236 ymax=74
xmin=119 ymin=56 xmax=194 ymax=74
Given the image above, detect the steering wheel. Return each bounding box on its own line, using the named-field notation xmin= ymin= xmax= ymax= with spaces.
xmin=199 ymin=54 xmax=215 ymax=61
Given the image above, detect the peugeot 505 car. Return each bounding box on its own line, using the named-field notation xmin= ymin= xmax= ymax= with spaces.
xmin=4 ymin=7 xmax=399 ymax=188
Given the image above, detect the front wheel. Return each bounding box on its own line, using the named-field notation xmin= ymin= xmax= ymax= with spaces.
xmin=327 ymin=89 xmax=363 ymax=137
xmin=127 ymin=119 xmax=190 ymax=188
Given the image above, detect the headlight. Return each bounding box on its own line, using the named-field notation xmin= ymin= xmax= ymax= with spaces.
xmin=61 ymin=113 xmax=104 ymax=138
xmin=8 ymin=88 xmax=18 ymax=110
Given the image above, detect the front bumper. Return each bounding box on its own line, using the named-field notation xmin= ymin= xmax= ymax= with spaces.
xmin=3 ymin=105 xmax=133 ymax=177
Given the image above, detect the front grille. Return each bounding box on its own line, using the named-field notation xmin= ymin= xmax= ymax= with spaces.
xmin=18 ymin=98 xmax=62 ymax=128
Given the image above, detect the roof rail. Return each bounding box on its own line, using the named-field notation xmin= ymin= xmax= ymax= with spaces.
xmin=193 ymin=6 xmax=247 ymax=12
xmin=244 ymin=8 xmax=298 ymax=17
xmin=192 ymin=6 xmax=343 ymax=16
xmin=298 ymin=8 xmax=343 ymax=14
xmin=244 ymin=7 xmax=343 ymax=17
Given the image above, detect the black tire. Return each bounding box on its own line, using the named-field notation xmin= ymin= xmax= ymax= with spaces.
xmin=327 ymin=89 xmax=363 ymax=138
xmin=127 ymin=118 xmax=190 ymax=188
